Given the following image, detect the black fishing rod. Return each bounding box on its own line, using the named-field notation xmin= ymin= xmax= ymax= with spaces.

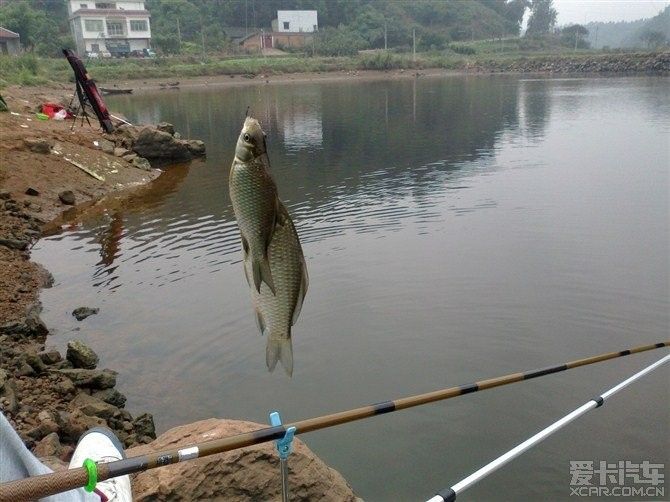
xmin=1 ymin=341 xmax=667 ymax=501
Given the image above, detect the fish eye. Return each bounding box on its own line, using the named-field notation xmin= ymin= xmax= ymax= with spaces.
xmin=243 ymin=133 xmax=251 ymax=142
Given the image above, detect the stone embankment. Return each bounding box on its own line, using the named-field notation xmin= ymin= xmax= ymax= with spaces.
xmin=468 ymin=52 xmax=670 ymax=74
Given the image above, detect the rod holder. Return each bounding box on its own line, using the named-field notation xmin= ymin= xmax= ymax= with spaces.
xmin=269 ymin=411 xmax=296 ymax=460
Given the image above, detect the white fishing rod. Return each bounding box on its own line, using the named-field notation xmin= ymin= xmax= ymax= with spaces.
xmin=427 ymin=353 xmax=670 ymax=502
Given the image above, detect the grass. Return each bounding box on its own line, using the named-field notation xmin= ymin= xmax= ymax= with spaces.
xmin=0 ymin=48 xmax=665 ymax=89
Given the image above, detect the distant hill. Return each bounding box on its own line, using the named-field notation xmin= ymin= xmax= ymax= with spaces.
xmin=586 ymin=5 xmax=669 ymax=49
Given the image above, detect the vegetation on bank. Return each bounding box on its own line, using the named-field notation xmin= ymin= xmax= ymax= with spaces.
xmin=0 ymin=48 xmax=667 ymax=89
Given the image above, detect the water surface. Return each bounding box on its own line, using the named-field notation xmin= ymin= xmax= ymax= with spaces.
xmin=34 ymin=75 xmax=669 ymax=501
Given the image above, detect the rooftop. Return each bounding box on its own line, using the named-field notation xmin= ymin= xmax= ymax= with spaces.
xmin=0 ymin=27 xmax=20 ymax=39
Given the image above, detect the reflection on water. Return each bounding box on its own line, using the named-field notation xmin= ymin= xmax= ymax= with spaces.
xmin=33 ymin=76 xmax=669 ymax=501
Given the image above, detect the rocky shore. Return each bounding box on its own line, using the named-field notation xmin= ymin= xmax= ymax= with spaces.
xmin=0 ymin=85 xmax=204 ymax=467
xmin=466 ymin=51 xmax=669 ymax=74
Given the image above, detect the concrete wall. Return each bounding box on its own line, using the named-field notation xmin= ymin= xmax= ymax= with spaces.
xmin=0 ymin=38 xmax=20 ymax=55
xmin=277 ymin=11 xmax=317 ymax=33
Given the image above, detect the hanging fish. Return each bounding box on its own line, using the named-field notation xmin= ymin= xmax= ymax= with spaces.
xmin=244 ymin=201 xmax=308 ymax=377
xmin=229 ymin=117 xmax=278 ymax=294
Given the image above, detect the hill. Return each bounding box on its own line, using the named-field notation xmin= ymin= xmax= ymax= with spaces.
xmin=586 ymin=5 xmax=669 ymax=49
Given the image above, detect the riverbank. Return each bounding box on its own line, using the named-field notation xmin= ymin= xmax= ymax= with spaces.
xmin=1 ymin=50 xmax=668 ymax=89
xmin=0 ymin=84 xmax=189 ymax=464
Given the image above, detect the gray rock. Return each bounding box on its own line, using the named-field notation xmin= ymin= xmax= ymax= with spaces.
xmin=72 ymin=306 xmax=99 ymax=321
xmin=132 ymin=413 xmax=156 ymax=439
xmin=0 ymin=191 xmax=10 ymax=199
xmin=186 ymin=139 xmax=206 ymax=156
xmin=99 ymin=139 xmax=115 ymax=154
xmin=56 ymin=368 xmax=117 ymax=389
xmin=0 ymin=378 xmax=18 ymax=412
xmin=25 ymin=303 xmax=48 ymax=337
xmin=70 ymin=393 xmax=119 ymax=420
xmin=132 ymin=156 xmax=152 ymax=171
xmin=122 ymin=153 xmax=138 ymax=162
xmin=25 ymin=353 xmax=47 ymax=375
xmin=23 ymin=137 xmax=53 ymax=154
xmin=33 ymin=432 xmax=62 ymax=458
xmin=92 ymin=388 xmax=127 ymax=408
xmin=0 ymin=368 xmax=7 ymax=389
xmin=0 ymin=238 xmax=28 ymax=251
xmin=173 ymin=132 xmax=181 ymax=139
xmin=38 ymin=350 xmax=62 ymax=365
xmin=156 ymin=122 xmax=175 ymax=136
xmin=113 ymin=147 xmax=130 ymax=157
xmin=66 ymin=339 xmax=99 ymax=369
xmin=58 ymin=190 xmax=75 ymax=205
xmin=25 ymin=187 xmax=40 ymax=196
xmin=16 ymin=362 xmax=35 ymax=377
xmin=132 ymin=126 xmax=191 ymax=160
xmin=55 ymin=377 xmax=76 ymax=396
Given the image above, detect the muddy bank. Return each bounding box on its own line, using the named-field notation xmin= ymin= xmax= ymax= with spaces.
xmin=0 ymin=84 xmax=204 ymax=462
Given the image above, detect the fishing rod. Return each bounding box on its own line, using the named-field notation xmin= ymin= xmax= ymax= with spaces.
xmin=1 ymin=341 xmax=667 ymax=501
xmin=427 ymin=354 xmax=670 ymax=502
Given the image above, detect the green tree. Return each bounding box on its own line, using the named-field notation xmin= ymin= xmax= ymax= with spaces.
xmin=640 ymin=29 xmax=667 ymax=48
xmin=0 ymin=0 xmax=48 ymax=51
xmin=561 ymin=24 xmax=589 ymax=49
xmin=526 ymin=0 xmax=557 ymax=36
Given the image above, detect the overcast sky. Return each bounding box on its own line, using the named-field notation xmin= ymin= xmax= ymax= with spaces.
xmin=551 ymin=0 xmax=669 ymax=25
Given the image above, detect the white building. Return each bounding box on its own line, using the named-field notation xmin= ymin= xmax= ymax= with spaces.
xmin=67 ymin=0 xmax=151 ymax=57
xmin=276 ymin=10 xmax=318 ymax=33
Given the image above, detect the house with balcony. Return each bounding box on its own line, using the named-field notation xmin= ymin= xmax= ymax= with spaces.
xmin=67 ymin=0 xmax=151 ymax=57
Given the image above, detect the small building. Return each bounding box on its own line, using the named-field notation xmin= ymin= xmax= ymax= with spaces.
xmin=276 ymin=10 xmax=317 ymax=33
xmin=240 ymin=10 xmax=317 ymax=51
xmin=0 ymin=27 xmax=21 ymax=55
xmin=67 ymin=0 xmax=152 ymax=57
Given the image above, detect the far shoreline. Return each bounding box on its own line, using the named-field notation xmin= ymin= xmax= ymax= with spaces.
xmin=99 ymin=63 xmax=668 ymax=93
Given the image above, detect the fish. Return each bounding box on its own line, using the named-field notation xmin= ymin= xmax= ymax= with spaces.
xmin=229 ymin=117 xmax=278 ymax=294
xmin=243 ymin=200 xmax=308 ymax=377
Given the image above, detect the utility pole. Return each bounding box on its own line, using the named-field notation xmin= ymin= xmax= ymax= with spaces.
xmin=412 ymin=28 xmax=416 ymax=62
xmin=574 ymin=31 xmax=578 ymax=52
xmin=594 ymin=25 xmax=599 ymax=49
xmin=384 ymin=19 xmax=387 ymax=50
xmin=176 ymin=18 xmax=182 ymax=49
xmin=245 ymin=0 xmax=248 ymax=35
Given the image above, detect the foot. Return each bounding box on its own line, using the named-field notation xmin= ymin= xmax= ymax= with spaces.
xmin=68 ymin=427 xmax=132 ymax=502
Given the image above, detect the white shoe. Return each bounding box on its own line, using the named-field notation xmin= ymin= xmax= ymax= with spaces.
xmin=68 ymin=427 xmax=132 ymax=502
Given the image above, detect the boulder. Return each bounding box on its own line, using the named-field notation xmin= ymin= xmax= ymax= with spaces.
xmin=56 ymin=368 xmax=117 ymax=389
xmin=92 ymin=388 xmax=127 ymax=408
xmin=128 ymin=418 xmax=358 ymax=502
xmin=132 ymin=127 xmax=192 ymax=160
xmin=132 ymin=413 xmax=156 ymax=439
xmin=156 ymin=122 xmax=175 ymax=136
xmin=72 ymin=306 xmax=99 ymax=321
xmin=58 ymin=190 xmax=75 ymax=206
xmin=25 ymin=187 xmax=40 ymax=196
xmin=0 ymin=368 xmax=7 ymax=389
xmin=114 ymin=147 xmax=130 ymax=157
xmin=0 ymin=238 xmax=28 ymax=250
xmin=33 ymin=432 xmax=63 ymax=458
xmin=60 ymin=408 xmax=107 ymax=441
xmin=38 ymin=349 xmax=62 ymax=365
xmin=186 ymin=140 xmax=206 ymax=157
xmin=132 ymin=156 xmax=152 ymax=171
xmin=23 ymin=137 xmax=53 ymax=154
xmin=66 ymin=339 xmax=99 ymax=369
xmin=70 ymin=392 xmax=119 ymax=420
xmin=99 ymin=139 xmax=115 ymax=154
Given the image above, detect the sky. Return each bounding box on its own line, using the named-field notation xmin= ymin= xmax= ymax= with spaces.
xmin=551 ymin=0 xmax=670 ymax=25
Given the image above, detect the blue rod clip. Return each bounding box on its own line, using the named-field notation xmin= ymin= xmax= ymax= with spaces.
xmin=269 ymin=411 xmax=296 ymax=460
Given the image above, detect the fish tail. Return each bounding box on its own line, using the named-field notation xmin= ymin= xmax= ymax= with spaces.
xmin=266 ymin=337 xmax=293 ymax=377
xmin=252 ymin=255 xmax=276 ymax=295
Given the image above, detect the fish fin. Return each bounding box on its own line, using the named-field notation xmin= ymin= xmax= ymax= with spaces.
xmin=253 ymin=305 xmax=267 ymax=334
xmin=241 ymin=235 xmax=250 ymax=257
xmin=291 ymin=262 xmax=309 ymax=326
xmin=252 ymin=256 xmax=276 ymax=295
xmin=266 ymin=336 xmax=293 ymax=377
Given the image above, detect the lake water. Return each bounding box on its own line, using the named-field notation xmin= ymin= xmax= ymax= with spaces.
xmin=34 ymin=75 xmax=669 ymax=501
